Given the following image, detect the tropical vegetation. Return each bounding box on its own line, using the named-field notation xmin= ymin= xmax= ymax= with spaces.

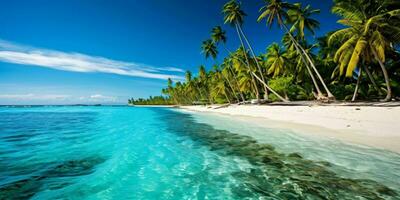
xmin=130 ymin=0 xmax=400 ymax=105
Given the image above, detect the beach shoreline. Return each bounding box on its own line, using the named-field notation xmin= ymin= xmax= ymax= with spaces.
xmin=179 ymin=104 xmax=400 ymax=153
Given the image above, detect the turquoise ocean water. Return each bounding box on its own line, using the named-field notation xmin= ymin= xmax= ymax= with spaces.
xmin=0 ymin=106 xmax=399 ymax=199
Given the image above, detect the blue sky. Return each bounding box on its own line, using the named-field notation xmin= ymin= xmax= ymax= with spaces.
xmin=0 ymin=0 xmax=342 ymax=105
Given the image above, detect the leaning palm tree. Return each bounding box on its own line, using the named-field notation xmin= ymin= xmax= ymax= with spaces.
xmin=201 ymin=39 xmax=239 ymax=103
xmin=258 ymin=0 xmax=335 ymax=100
xmin=210 ymin=67 xmax=232 ymax=103
xmin=221 ymin=58 xmax=246 ymax=102
xmin=284 ymin=36 xmax=323 ymax=95
xmin=329 ymin=0 xmax=400 ymax=101
xmin=223 ymin=0 xmax=287 ymax=102
xmin=288 ymin=3 xmax=334 ymax=98
xmin=223 ymin=0 xmax=260 ymax=101
xmin=232 ymin=47 xmax=259 ymax=98
xmin=211 ymin=26 xmax=246 ymax=102
xmin=223 ymin=0 xmax=270 ymax=99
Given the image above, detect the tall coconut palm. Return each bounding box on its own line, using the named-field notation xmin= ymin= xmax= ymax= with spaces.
xmin=285 ymin=37 xmax=322 ymax=94
xmin=258 ymin=0 xmax=335 ymax=99
xmin=223 ymin=0 xmax=261 ymax=101
xmin=166 ymin=78 xmax=178 ymax=104
xmin=232 ymin=50 xmax=257 ymax=99
xmin=222 ymin=1 xmax=269 ymax=99
xmin=210 ymin=67 xmax=232 ymax=103
xmin=265 ymin=43 xmax=288 ymax=77
xmin=201 ymin=39 xmax=218 ymax=59
xmin=211 ymin=26 xmax=246 ymax=102
xmin=198 ymin=65 xmax=213 ymax=104
xmin=223 ymin=0 xmax=287 ymax=102
xmin=185 ymin=70 xmax=192 ymax=82
xmin=185 ymin=71 xmax=197 ymax=103
xmin=222 ymin=58 xmax=246 ymax=102
xmin=211 ymin=26 xmax=227 ymax=47
xmin=329 ymin=0 xmax=400 ymax=101
xmin=288 ymin=3 xmax=335 ymax=99
xmin=201 ymin=39 xmax=239 ymax=103
xmin=287 ymin=3 xmax=320 ymax=41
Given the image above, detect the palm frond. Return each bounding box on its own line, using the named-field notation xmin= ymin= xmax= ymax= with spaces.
xmin=346 ymin=37 xmax=367 ymax=77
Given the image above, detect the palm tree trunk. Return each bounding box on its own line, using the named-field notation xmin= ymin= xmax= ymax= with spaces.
xmin=372 ymin=49 xmax=391 ymax=101
xmin=363 ymin=65 xmax=381 ymax=93
xmin=281 ymin=23 xmax=328 ymax=99
xmin=300 ymin=46 xmax=335 ymax=99
xmin=235 ymin=22 xmax=260 ymax=102
xmin=196 ymin=85 xmax=204 ymax=101
xmin=223 ymin=89 xmax=231 ymax=104
xmin=352 ymin=68 xmax=362 ymax=102
xmin=221 ymin=71 xmax=239 ymax=103
xmin=216 ymin=62 xmax=240 ymax=103
xmin=229 ymin=65 xmax=246 ymax=102
xmin=252 ymin=72 xmax=289 ymax=102
xmin=222 ymin=44 xmax=246 ymax=102
xmin=237 ymin=25 xmax=269 ymax=100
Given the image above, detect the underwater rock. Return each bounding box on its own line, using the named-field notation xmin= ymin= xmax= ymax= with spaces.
xmin=160 ymin=110 xmax=400 ymax=199
xmin=288 ymin=153 xmax=303 ymax=159
xmin=0 ymin=176 xmax=42 ymax=200
xmin=0 ymin=157 xmax=105 ymax=200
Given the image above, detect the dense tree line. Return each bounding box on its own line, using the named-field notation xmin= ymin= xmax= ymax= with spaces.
xmin=132 ymin=0 xmax=400 ymax=105
xmin=128 ymin=96 xmax=173 ymax=105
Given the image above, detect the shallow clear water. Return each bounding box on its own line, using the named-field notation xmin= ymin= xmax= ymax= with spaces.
xmin=0 ymin=106 xmax=399 ymax=199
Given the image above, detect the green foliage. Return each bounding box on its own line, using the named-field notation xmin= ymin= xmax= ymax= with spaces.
xmin=268 ymin=76 xmax=313 ymax=100
xmin=128 ymin=96 xmax=173 ymax=105
xmin=269 ymin=76 xmax=293 ymax=94
xmin=137 ymin=0 xmax=399 ymax=104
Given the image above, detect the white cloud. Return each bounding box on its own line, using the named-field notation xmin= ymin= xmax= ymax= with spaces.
xmin=0 ymin=40 xmax=184 ymax=80
xmin=155 ymin=67 xmax=185 ymax=73
xmin=0 ymin=93 xmax=121 ymax=103
xmin=89 ymin=94 xmax=117 ymax=102
xmin=0 ymin=93 xmax=69 ymax=100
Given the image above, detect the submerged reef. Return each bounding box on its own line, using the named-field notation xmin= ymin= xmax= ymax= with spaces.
xmin=160 ymin=109 xmax=399 ymax=199
xmin=0 ymin=157 xmax=105 ymax=200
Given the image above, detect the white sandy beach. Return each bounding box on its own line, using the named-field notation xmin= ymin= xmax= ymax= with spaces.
xmin=181 ymin=104 xmax=400 ymax=153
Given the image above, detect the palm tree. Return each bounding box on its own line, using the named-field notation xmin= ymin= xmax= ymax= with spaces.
xmin=198 ymin=65 xmax=213 ymax=104
xmin=211 ymin=26 xmax=227 ymax=47
xmin=265 ymin=43 xmax=288 ymax=77
xmin=223 ymin=0 xmax=287 ymax=102
xmin=211 ymin=26 xmax=246 ymax=102
xmin=185 ymin=71 xmax=197 ymax=103
xmin=166 ymin=78 xmax=178 ymax=104
xmin=210 ymin=67 xmax=232 ymax=103
xmin=217 ymin=64 xmax=239 ymax=102
xmin=232 ymin=52 xmax=256 ymax=99
xmin=223 ymin=0 xmax=261 ymax=101
xmin=221 ymin=58 xmax=246 ymax=102
xmin=329 ymin=0 xmax=400 ymax=101
xmin=287 ymin=3 xmax=320 ymax=41
xmin=258 ymin=0 xmax=335 ymax=99
xmin=285 ymin=38 xmax=323 ymax=95
xmin=202 ymin=37 xmax=239 ymax=103
xmin=201 ymin=39 xmax=218 ymax=59
xmin=223 ymin=0 xmax=271 ymax=99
